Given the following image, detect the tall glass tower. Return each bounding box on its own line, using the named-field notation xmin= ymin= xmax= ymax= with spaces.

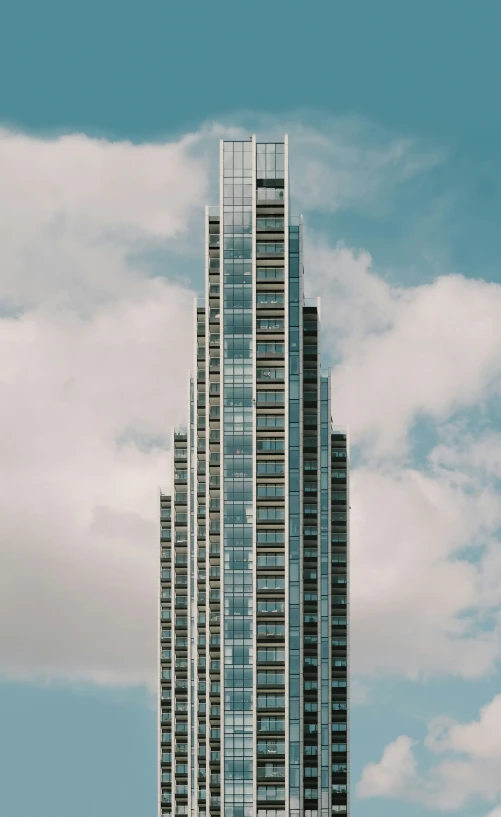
xmin=159 ymin=136 xmax=349 ymax=817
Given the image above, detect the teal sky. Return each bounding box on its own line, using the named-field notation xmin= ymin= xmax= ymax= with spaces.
xmin=1 ymin=2 xmax=501 ymax=817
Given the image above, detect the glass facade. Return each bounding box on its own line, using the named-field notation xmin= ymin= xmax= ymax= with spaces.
xmin=159 ymin=136 xmax=349 ymax=817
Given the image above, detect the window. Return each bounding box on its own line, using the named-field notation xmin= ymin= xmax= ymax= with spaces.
xmin=304 ymin=766 xmax=318 ymax=777
xmin=257 ymin=507 xmax=285 ymax=521
xmin=332 ymin=680 xmax=347 ymax=689
xmin=257 ymin=648 xmax=285 ymax=663
xmin=332 ymin=512 xmax=347 ymax=522
xmin=257 ymin=461 xmax=285 ymax=475
xmin=304 ymin=527 xmax=318 ymax=538
xmin=304 ymin=613 xmax=318 ymax=624
xmin=304 ymin=591 xmax=317 ymax=601
xmin=332 ymin=783 xmax=346 ymax=794
xmin=257 ymin=553 xmax=285 ymax=568
xmin=304 ymin=656 xmax=318 ymax=667
xmin=257 ymin=531 xmax=285 ymax=545
xmin=332 ymin=469 xmax=347 ymax=479
xmin=257 ymin=414 xmax=285 ymax=429
xmin=332 ymin=723 xmax=347 ymax=732
xmin=257 ymin=812 xmax=287 ymax=817
xmin=257 ymin=671 xmax=285 ymax=686
xmin=257 ymin=290 xmax=285 ymax=303
xmin=257 ymin=576 xmax=285 ymax=591
xmin=257 ymin=367 xmax=284 ymax=381
xmin=256 ymin=187 xmax=285 ymax=202
xmin=332 ymin=763 xmax=347 ymax=773
xmin=256 ymin=267 xmax=285 ymax=280
xmin=257 ymin=599 xmax=285 ymax=615
xmin=257 ymin=342 xmax=285 ymax=357
xmin=176 ymin=763 xmax=188 ymax=774
xmin=304 ymin=702 xmax=318 ymax=713
xmin=332 ymin=744 xmax=347 ymax=753
xmin=304 ymin=745 xmax=318 ymax=756
xmin=304 ymin=548 xmax=317 ymax=559
xmin=257 ymin=391 xmax=285 ymax=405
xmin=257 ymin=694 xmax=285 ymax=709
xmin=256 ymin=217 xmax=285 ymax=230
xmin=304 ymin=680 xmax=318 ymax=692
xmin=257 ymin=318 xmax=284 ymax=331
xmin=257 ymin=786 xmax=286 ymax=801
xmin=257 ymin=622 xmax=285 ymax=637
xmin=256 ymin=241 xmax=284 ymax=255
xmin=258 ymin=763 xmax=286 ymax=780
xmin=257 ymin=438 xmax=285 ymax=452
xmin=257 ymin=741 xmax=285 ymax=757
xmin=304 ymin=788 xmax=318 ymax=800
xmin=257 ymin=483 xmax=285 ymax=499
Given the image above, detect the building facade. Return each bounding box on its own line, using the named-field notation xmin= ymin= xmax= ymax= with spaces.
xmin=159 ymin=137 xmax=349 ymax=817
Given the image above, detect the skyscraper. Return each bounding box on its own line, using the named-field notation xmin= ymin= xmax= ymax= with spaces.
xmin=159 ymin=136 xmax=349 ymax=817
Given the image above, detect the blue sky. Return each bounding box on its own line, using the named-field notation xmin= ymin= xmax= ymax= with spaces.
xmin=1 ymin=2 xmax=501 ymax=816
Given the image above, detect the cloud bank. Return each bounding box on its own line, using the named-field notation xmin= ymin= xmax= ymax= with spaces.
xmin=1 ymin=116 xmax=499 ymax=693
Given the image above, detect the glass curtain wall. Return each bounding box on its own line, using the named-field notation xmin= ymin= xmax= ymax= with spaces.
xmin=222 ymin=140 xmax=254 ymax=817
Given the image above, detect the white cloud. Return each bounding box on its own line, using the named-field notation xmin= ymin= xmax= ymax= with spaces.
xmin=0 ymin=125 xmax=211 ymax=686
xmin=0 ymin=282 xmax=194 ymax=686
xmin=358 ymin=736 xmax=417 ymax=798
xmin=309 ymin=242 xmax=501 ymax=457
xmin=358 ymin=695 xmax=501 ymax=811
xmin=427 ymin=696 xmax=501 ymax=760
xmin=0 ymin=127 xmax=210 ymax=312
xmin=350 ymin=464 xmax=501 ymax=680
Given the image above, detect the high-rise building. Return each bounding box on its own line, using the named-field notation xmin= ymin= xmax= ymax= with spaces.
xmin=159 ymin=136 xmax=349 ymax=817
